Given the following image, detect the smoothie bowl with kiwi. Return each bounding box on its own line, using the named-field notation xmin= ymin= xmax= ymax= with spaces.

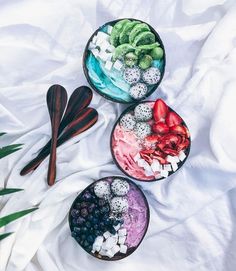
xmin=83 ymin=19 xmax=166 ymax=103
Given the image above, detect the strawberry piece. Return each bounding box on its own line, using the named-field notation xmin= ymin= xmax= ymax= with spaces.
xmin=153 ymin=99 xmax=169 ymax=122
xmin=156 ymin=141 xmax=166 ymax=151
xmin=169 ymin=125 xmax=187 ymax=135
xmin=152 ymin=122 xmax=169 ymax=134
xmin=177 ymin=138 xmax=190 ymax=151
xmin=140 ymin=149 xmax=155 ymax=154
xmin=140 ymin=152 xmax=153 ymax=164
xmin=161 ymin=133 xmax=179 ymax=145
xmin=166 ymin=111 xmax=182 ymax=127
xmin=145 ymin=134 xmax=161 ymax=144
xmin=163 ymin=148 xmax=178 ymax=156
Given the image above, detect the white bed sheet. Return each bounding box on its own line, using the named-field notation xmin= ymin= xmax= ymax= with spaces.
xmin=0 ymin=0 xmax=236 ymax=270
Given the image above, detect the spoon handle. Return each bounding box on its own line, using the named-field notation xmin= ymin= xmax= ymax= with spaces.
xmin=47 ymin=129 xmax=58 ymax=186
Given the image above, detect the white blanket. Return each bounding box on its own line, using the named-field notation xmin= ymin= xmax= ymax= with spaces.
xmin=1 ymin=0 xmax=236 ymax=270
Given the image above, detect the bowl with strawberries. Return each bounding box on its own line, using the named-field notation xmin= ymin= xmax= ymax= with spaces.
xmin=111 ymin=99 xmax=191 ymax=182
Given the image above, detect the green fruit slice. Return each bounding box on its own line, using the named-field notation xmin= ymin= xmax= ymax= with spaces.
xmin=132 ymin=31 xmax=156 ymax=46
xmin=110 ymin=19 xmax=130 ymax=47
xmin=135 ymin=42 xmax=160 ymax=57
xmin=124 ymin=52 xmax=138 ymax=67
xmin=138 ymin=54 xmax=153 ymax=69
xmin=113 ymin=44 xmax=135 ymax=61
xmin=119 ymin=21 xmax=140 ymax=44
xmin=129 ymin=23 xmax=150 ymax=44
xmin=150 ymin=47 xmax=164 ymax=60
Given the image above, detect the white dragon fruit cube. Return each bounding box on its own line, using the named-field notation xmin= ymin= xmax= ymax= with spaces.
xmin=179 ymin=151 xmax=186 ymax=161
xmin=113 ymin=60 xmax=123 ymax=70
xmin=107 ymin=25 xmax=113 ymax=34
xmin=151 ymin=159 xmax=161 ymax=172
xmin=96 ymin=31 xmax=110 ymax=41
xmin=118 ymin=228 xmax=127 ymax=236
xmin=171 ymin=162 xmax=178 ymax=172
xmin=164 ymin=164 xmax=172 ymax=171
xmin=103 ymin=231 xmax=111 ymax=239
xmin=160 ymin=170 xmax=168 ymax=178
xmin=111 ymin=244 xmax=120 ymax=255
xmin=133 ymin=152 xmax=141 ymax=162
xmin=118 ymin=236 xmax=126 ymax=245
xmin=105 ymin=61 xmax=113 ymax=70
xmin=120 ymin=245 xmax=128 ymax=254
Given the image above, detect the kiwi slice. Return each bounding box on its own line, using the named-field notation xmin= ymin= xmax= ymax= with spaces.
xmin=110 ymin=19 xmax=130 ymax=47
xmin=129 ymin=23 xmax=150 ymax=44
xmin=132 ymin=31 xmax=155 ymax=47
xmin=135 ymin=42 xmax=160 ymax=57
xmin=119 ymin=21 xmax=140 ymax=44
xmin=112 ymin=44 xmax=135 ymax=61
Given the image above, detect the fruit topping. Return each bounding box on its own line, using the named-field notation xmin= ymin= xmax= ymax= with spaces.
xmin=142 ymin=67 xmax=161 ymax=85
xmin=94 ymin=181 xmax=111 ymax=198
xmin=129 ymin=83 xmax=148 ymax=100
xmin=123 ymin=66 xmax=141 ymax=84
xmin=152 ymin=122 xmax=169 ymax=134
xmin=134 ymin=122 xmax=152 ymax=139
xmin=165 ymin=111 xmax=182 ymax=127
xmin=134 ymin=103 xmax=152 ymax=121
xmin=111 ymin=178 xmax=130 ymax=196
xmin=110 ymin=197 xmax=128 ymax=213
xmin=153 ymin=99 xmax=168 ymax=122
xmin=120 ymin=113 xmax=136 ymax=131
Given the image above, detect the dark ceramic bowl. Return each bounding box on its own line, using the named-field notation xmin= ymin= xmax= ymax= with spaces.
xmin=68 ymin=176 xmax=150 ymax=261
xmin=83 ymin=18 xmax=166 ymax=104
xmin=110 ymin=101 xmax=191 ymax=182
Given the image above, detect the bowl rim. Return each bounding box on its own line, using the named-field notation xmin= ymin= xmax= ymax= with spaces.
xmin=82 ymin=18 xmax=166 ymax=104
xmin=110 ymin=101 xmax=192 ymax=182
xmin=68 ymin=175 xmax=150 ymax=261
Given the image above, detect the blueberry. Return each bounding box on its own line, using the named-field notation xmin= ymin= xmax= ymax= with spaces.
xmin=94 ymin=229 xmax=101 ymax=236
xmin=77 ymin=217 xmax=85 ymax=225
xmin=92 ymin=217 xmax=98 ymax=224
xmin=88 ymin=203 xmax=96 ymax=213
xmin=109 ymin=228 xmax=116 ymax=235
xmin=93 ymin=209 xmax=100 ymax=217
xmin=98 ymin=199 xmax=106 ymax=206
xmin=80 ymin=202 xmax=88 ymax=208
xmin=82 ymin=191 xmax=92 ymax=201
xmin=100 ymin=222 xmax=105 ymax=229
xmin=71 ymin=209 xmax=80 ymax=218
xmin=101 ymin=206 xmax=109 ymax=214
xmin=81 ymin=227 xmax=88 ymax=233
xmin=87 ymin=235 xmax=94 ymax=244
xmin=85 ymin=221 xmax=92 ymax=228
xmin=81 ymin=234 xmax=86 ymax=240
xmin=74 ymin=227 xmax=81 ymax=234
xmin=71 ymin=232 xmax=77 ymax=238
xmin=93 ymin=224 xmax=99 ymax=230
xmin=87 ymin=214 xmax=93 ymax=221
xmin=80 ymin=208 xmax=88 ymax=218
xmin=72 ymin=218 xmax=78 ymax=225
xmin=113 ymin=219 xmax=120 ymax=226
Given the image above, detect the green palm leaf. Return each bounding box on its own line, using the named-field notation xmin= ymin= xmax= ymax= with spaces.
xmin=0 ymin=208 xmax=38 ymax=228
xmin=0 ymin=144 xmax=23 ymax=159
xmin=0 ymin=188 xmax=23 ymax=196
xmin=0 ymin=232 xmax=13 ymax=241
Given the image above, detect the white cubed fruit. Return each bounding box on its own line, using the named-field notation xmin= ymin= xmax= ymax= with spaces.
xmin=105 ymin=61 xmax=113 ymax=70
xmin=118 ymin=236 xmax=126 ymax=245
xmin=138 ymin=159 xmax=149 ymax=168
xmin=145 ymin=168 xmax=154 ymax=177
xmin=111 ymin=244 xmax=120 ymax=255
xmin=118 ymin=228 xmax=127 ymax=236
xmin=99 ymin=249 xmax=107 ymax=256
xmin=151 ymin=159 xmax=161 ymax=172
xmin=120 ymin=245 xmax=128 ymax=254
xmin=164 ymin=164 xmax=172 ymax=171
xmin=103 ymin=231 xmax=111 ymax=239
xmin=179 ymin=151 xmax=186 ymax=161
xmin=107 ymin=44 xmax=115 ymax=52
xmin=91 ymin=48 xmax=99 ymax=58
xmin=160 ymin=170 xmax=168 ymax=178
xmin=104 ymin=236 xmax=117 ymax=249
xmin=107 ymin=25 xmax=113 ymax=34
xmin=88 ymin=42 xmax=96 ymax=50
xmin=97 ymin=31 xmax=110 ymax=41
xmin=133 ymin=152 xmax=141 ymax=162
xmin=99 ymin=40 xmax=110 ymax=51
xmin=173 ymin=156 xmax=180 ymax=163
xmin=113 ymin=223 xmax=121 ymax=231
xmin=92 ymin=35 xmax=97 ymax=44
xmin=106 ymin=250 xmax=115 ymax=258
xmin=171 ymin=162 xmax=178 ymax=172
xmin=113 ymin=60 xmax=123 ymax=71
xmin=94 ymin=236 xmax=103 ymax=246
xmin=167 ymin=155 xmax=179 ymax=163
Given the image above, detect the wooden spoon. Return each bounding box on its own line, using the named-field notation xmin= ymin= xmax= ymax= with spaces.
xmin=20 ymin=108 xmax=98 ymax=177
xmin=20 ymin=86 xmax=92 ymax=176
xmin=46 ymin=85 xmax=67 ymax=186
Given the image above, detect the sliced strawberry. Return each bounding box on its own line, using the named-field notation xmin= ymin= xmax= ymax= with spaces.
xmin=166 ymin=111 xmax=182 ymax=127
xmin=145 ymin=134 xmax=161 ymax=144
xmin=140 ymin=149 xmax=155 ymax=154
xmin=163 ymin=148 xmax=178 ymax=156
xmin=153 ymin=99 xmax=169 ymax=122
xmin=161 ymin=133 xmax=179 ymax=145
xmin=140 ymin=152 xmax=153 ymax=164
xmin=184 ymin=126 xmax=190 ymax=138
xmin=152 ymin=122 xmax=169 ymax=134
xmin=177 ymin=138 xmax=190 ymax=151
xmin=169 ymin=125 xmax=187 ymax=135
xmin=156 ymin=141 xmax=166 ymax=151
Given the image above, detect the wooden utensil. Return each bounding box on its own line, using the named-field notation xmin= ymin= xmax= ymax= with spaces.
xmin=46 ymin=85 xmax=67 ymax=186
xmin=20 ymin=86 xmax=93 ymax=176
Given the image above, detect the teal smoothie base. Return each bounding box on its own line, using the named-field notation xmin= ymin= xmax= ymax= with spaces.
xmin=85 ymin=24 xmax=165 ymax=103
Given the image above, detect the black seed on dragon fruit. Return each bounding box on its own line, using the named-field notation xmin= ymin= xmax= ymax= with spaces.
xmin=129 ymin=82 xmax=148 ymax=100
xmin=123 ymin=66 xmax=141 ymax=84
xmin=142 ymin=67 xmax=161 ymax=85
xmin=134 ymin=122 xmax=151 ymax=139
xmin=134 ymin=103 xmax=152 ymax=121
xmin=111 ymin=178 xmax=130 ymax=196
xmin=120 ymin=113 xmax=136 ymax=131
